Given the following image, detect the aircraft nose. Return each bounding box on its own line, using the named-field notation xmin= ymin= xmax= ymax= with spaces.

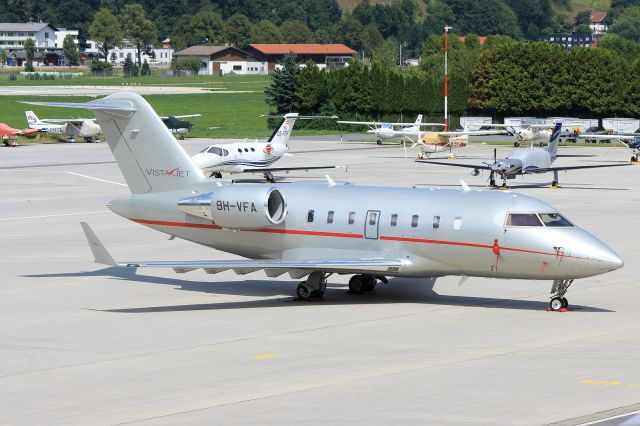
xmin=577 ymin=237 xmax=624 ymax=275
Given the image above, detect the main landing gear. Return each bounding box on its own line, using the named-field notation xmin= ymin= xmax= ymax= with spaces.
xmin=348 ymin=274 xmax=387 ymax=294
xmin=550 ymin=170 xmax=560 ymax=189
xmin=209 ymin=172 xmax=223 ymax=178
xmin=296 ymin=271 xmax=329 ymax=301
xmin=549 ymin=279 xmax=573 ymax=311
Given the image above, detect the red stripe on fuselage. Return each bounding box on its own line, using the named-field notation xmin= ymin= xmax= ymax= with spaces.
xmin=128 ymin=218 xmax=584 ymax=259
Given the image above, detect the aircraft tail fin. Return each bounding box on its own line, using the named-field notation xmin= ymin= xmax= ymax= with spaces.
xmin=545 ymin=122 xmax=563 ymax=158
xmin=22 ymin=93 xmax=205 ymax=194
xmin=25 ymin=111 xmax=40 ymax=126
xmin=266 ymin=113 xmax=299 ymax=147
xmin=414 ymin=114 xmax=423 ymax=125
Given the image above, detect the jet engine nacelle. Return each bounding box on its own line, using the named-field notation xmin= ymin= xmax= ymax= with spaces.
xmin=177 ymin=186 xmax=287 ymax=229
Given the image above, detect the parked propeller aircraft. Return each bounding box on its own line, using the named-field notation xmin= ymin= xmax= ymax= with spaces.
xmin=418 ymin=123 xmax=629 ymax=188
xmin=577 ymin=133 xmax=640 ymax=162
xmin=192 ymin=113 xmax=338 ymax=181
xmin=0 ymin=122 xmax=38 ymax=146
xmin=25 ymin=110 xmax=101 ymax=142
xmin=25 ymin=93 xmax=624 ymax=311
xmin=161 ymin=114 xmax=201 ymax=139
xmin=487 ymin=124 xmax=553 ymax=147
xmin=337 ymin=115 xmax=445 ymax=144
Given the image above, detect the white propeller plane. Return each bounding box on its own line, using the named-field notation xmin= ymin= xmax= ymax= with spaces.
xmin=192 ymin=113 xmax=338 ymax=182
xmin=337 ymin=115 xmax=445 ymax=145
xmin=25 ymin=110 xmax=101 ymax=142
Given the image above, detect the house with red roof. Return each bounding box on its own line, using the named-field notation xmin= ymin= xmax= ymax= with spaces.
xmin=589 ymin=11 xmax=608 ymax=35
xmin=246 ymin=44 xmax=357 ymax=73
xmin=173 ymin=45 xmax=266 ymax=75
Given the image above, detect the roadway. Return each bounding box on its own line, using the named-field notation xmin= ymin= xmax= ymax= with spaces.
xmin=1 ymin=138 xmax=639 ymax=425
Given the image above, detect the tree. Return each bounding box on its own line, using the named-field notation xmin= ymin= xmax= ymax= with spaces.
xmin=24 ymin=37 xmax=35 ymax=72
xmin=110 ymin=51 xmax=117 ymax=65
xmin=265 ymin=53 xmax=300 ymax=114
xmin=445 ymin=0 xmax=523 ymax=39
xmin=333 ymin=16 xmax=364 ymax=51
xmin=140 ymin=58 xmax=151 ymax=76
xmin=191 ymin=10 xmax=225 ymax=45
xmin=89 ymin=8 xmax=123 ymax=62
xmin=610 ymin=6 xmax=640 ymax=42
xmin=0 ymin=49 xmax=7 ymax=66
xmin=598 ymin=34 xmax=640 ymax=63
xmin=122 ymin=55 xmax=138 ymax=77
xmin=293 ymin=61 xmax=324 ymax=114
xmin=62 ymin=34 xmax=79 ymax=66
xmin=361 ymin=24 xmax=384 ymax=57
xmin=372 ymin=39 xmax=398 ymax=68
xmin=120 ymin=3 xmax=158 ymax=67
xmin=574 ymin=10 xmax=591 ymax=25
xmin=252 ymin=20 xmax=283 ymax=44
xmin=281 ymin=20 xmax=315 ymax=43
xmin=225 ymin=13 xmax=253 ymax=48
xmin=173 ymin=57 xmax=202 ymax=75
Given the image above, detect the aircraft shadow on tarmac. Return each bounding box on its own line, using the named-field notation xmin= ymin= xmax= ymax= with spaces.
xmin=23 ymin=268 xmax=613 ymax=313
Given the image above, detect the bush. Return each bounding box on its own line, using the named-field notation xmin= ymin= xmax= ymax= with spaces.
xmin=8 ymin=73 xmax=17 ymax=80
xmin=90 ymin=58 xmax=113 ymax=76
xmin=172 ymin=57 xmax=202 ymax=76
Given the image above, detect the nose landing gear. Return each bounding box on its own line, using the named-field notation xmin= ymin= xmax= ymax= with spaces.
xmin=549 ymin=279 xmax=573 ymax=311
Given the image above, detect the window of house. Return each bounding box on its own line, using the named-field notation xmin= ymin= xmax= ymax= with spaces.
xmin=390 ymin=214 xmax=398 ymax=226
xmin=233 ymin=65 xmax=242 ymax=71
xmin=327 ymin=211 xmax=334 ymax=224
xmin=307 ymin=210 xmax=314 ymax=223
xmin=433 ymin=216 xmax=440 ymax=229
xmin=411 ymin=215 xmax=419 ymax=228
xmin=348 ymin=211 xmax=355 ymax=225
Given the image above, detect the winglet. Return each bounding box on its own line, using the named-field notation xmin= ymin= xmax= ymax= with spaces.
xmin=80 ymin=222 xmax=117 ymax=266
xmin=325 ymin=175 xmax=336 ymax=187
xmin=460 ymin=180 xmax=471 ymax=192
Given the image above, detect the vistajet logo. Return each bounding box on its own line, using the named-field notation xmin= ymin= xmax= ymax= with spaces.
xmin=145 ymin=167 xmax=191 ymax=177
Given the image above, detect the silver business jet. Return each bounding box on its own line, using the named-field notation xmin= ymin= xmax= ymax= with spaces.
xmin=418 ymin=123 xmax=629 ymax=188
xmin=27 ymin=93 xmax=623 ymax=311
xmin=192 ymin=113 xmax=337 ymax=181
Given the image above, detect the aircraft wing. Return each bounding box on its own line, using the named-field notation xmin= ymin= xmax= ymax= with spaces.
xmin=416 ymin=160 xmax=492 ymax=170
xmin=531 ymin=163 xmax=631 ymax=173
xmin=438 ymin=130 xmax=506 ymax=136
xmin=19 ymin=128 xmax=39 ymax=135
xmin=578 ymin=134 xmax=636 ymax=141
xmin=336 ymin=120 xmax=380 ymax=126
xmin=39 ymin=118 xmax=96 ymax=123
xmin=81 ymin=222 xmax=406 ymax=276
xmin=235 ymin=165 xmax=340 ymax=174
xmin=159 ymin=114 xmax=202 ymax=119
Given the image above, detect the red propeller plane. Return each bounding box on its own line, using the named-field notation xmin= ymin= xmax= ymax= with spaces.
xmin=0 ymin=123 xmax=38 ymax=146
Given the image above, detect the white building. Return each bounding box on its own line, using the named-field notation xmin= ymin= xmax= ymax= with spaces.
xmin=54 ymin=29 xmax=79 ymax=49
xmin=173 ymin=45 xmax=266 ymax=75
xmin=590 ymin=12 xmax=608 ymax=35
xmin=0 ymin=22 xmax=57 ymax=50
xmin=107 ymin=45 xmax=173 ymax=66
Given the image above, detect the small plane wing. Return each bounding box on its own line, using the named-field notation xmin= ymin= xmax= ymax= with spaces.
xmin=235 ymin=165 xmax=340 ymax=174
xmin=438 ymin=130 xmax=506 ymax=136
xmin=81 ymin=222 xmax=406 ymax=275
xmin=532 ymin=163 xmax=631 ymax=173
xmin=337 ymin=120 xmax=382 ymax=126
xmin=578 ymin=134 xmax=636 ymax=141
xmin=19 ymin=128 xmax=39 ymax=135
xmin=416 ymin=160 xmax=493 ymax=170
xmin=39 ymin=118 xmax=97 ymax=123
xmin=159 ymin=114 xmax=202 ymax=119
xmin=337 ymin=120 xmax=444 ymax=127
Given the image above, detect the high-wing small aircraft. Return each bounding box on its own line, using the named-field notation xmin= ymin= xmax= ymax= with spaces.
xmin=337 ymin=115 xmax=445 ymax=145
xmin=486 ymin=124 xmax=553 ymax=147
xmin=160 ymin=114 xmax=201 ymax=139
xmin=25 ymin=110 xmax=101 ymax=142
xmin=418 ymin=123 xmax=629 ymax=188
xmin=26 ymin=93 xmax=623 ymax=311
xmin=192 ymin=113 xmax=337 ymax=181
xmin=0 ymin=122 xmax=38 ymax=146
xmin=577 ymin=133 xmax=640 ymax=162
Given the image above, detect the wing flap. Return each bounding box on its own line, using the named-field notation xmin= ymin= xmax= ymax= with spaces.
xmin=416 ymin=160 xmax=492 ymax=170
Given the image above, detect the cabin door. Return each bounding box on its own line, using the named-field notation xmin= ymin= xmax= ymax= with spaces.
xmin=365 ymin=210 xmax=381 ymax=239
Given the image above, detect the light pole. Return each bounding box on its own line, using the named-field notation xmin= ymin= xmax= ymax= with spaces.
xmin=444 ymin=25 xmax=452 ymax=131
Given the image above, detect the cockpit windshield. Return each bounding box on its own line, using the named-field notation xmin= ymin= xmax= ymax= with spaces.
xmin=506 ymin=212 xmax=573 ymax=227
xmin=207 ymin=146 xmax=224 ymax=155
xmin=539 ymin=213 xmax=573 ymax=227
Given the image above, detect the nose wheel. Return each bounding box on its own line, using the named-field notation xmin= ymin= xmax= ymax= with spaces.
xmin=549 ymin=279 xmax=573 ymax=311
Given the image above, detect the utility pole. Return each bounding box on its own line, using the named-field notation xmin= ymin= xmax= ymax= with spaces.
xmin=444 ymin=25 xmax=452 ymax=131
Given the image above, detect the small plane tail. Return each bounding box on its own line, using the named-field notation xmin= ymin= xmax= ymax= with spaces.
xmin=414 ymin=114 xmax=423 ymax=125
xmin=545 ymin=122 xmax=563 ymax=158
xmin=22 ymin=92 xmax=205 ymax=194
xmin=25 ymin=111 xmax=40 ymax=126
xmin=267 ymin=113 xmax=299 ymax=147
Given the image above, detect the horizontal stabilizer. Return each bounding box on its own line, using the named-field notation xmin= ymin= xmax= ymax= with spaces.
xmin=22 ymin=100 xmax=137 ymax=112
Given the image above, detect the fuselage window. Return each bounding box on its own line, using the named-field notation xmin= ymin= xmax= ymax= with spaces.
xmin=539 ymin=213 xmax=573 ymax=227
xmin=307 ymin=210 xmax=315 ymax=223
xmin=369 ymin=212 xmax=377 ymax=225
xmin=250 ymin=147 xmax=255 ymax=152
xmin=244 ymin=148 xmax=249 ymax=152
xmin=348 ymin=211 xmax=355 ymax=225
xmin=327 ymin=210 xmax=334 ymax=224
xmin=506 ymin=213 xmax=543 ymax=227
xmin=453 ymin=216 xmax=462 ymax=230
xmin=411 ymin=215 xmax=419 ymax=228
xmin=237 ymin=148 xmax=242 ymax=153
xmin=223 ymin=149 xmax=229 ymax=156
xmin=390 ymin=214 xmax=398 ymax=226
xmin=433 ymin=216 xmax=440 ymax=229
